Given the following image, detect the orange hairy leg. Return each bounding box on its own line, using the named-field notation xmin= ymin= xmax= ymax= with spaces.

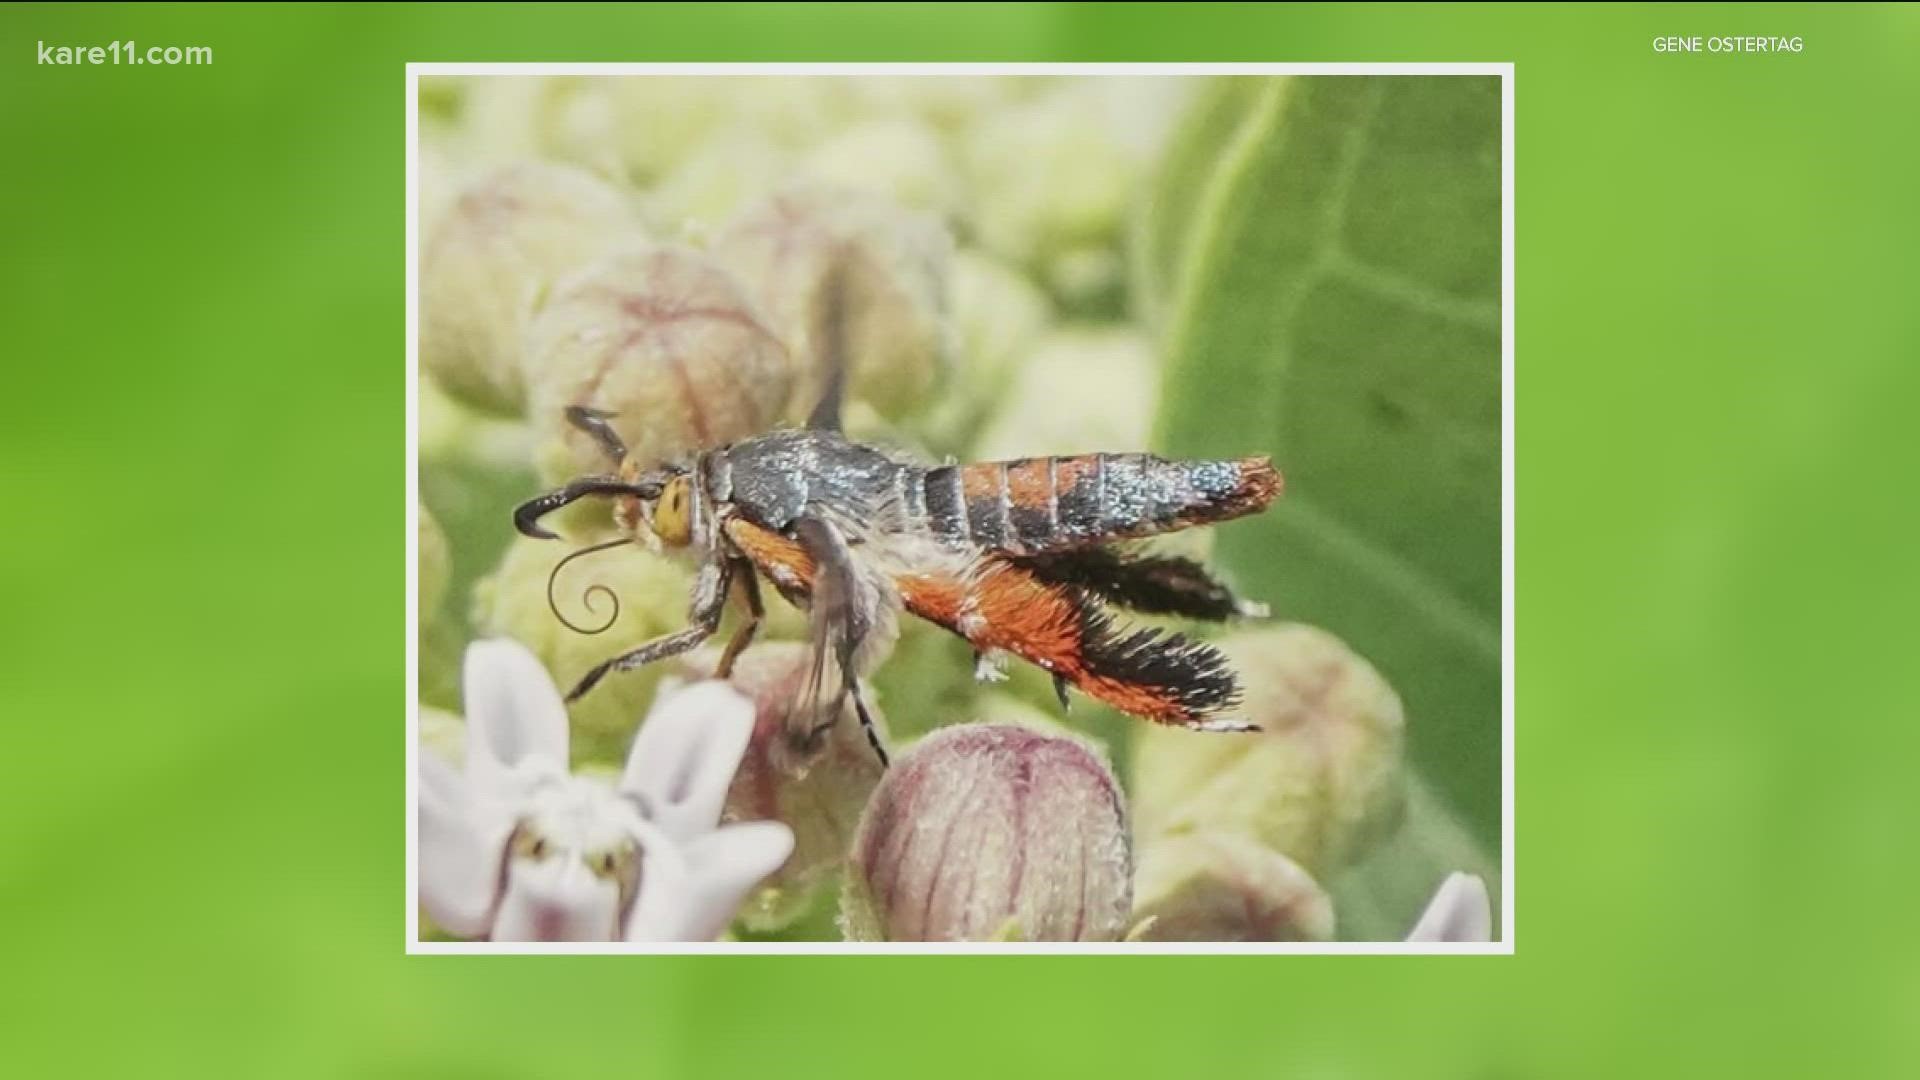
xmin=723 ymin=517 xmax=894 ymax=763
xmin=725 ymin=518 xmax=1244 ymax=728
xmin=724 ymin=518 xmax=817 ymax=599
xmin=897 ymin=559 xmax=1242 ymax=727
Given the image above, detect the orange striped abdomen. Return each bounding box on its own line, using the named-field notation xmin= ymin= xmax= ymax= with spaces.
xmin=916 ymin=453 xmax=1280 ymax=555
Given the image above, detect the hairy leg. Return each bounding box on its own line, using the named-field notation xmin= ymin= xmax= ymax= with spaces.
xmin=714 ymin=560 xmax=764 ymax=679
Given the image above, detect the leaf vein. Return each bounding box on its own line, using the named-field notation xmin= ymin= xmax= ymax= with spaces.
xmin=1281 ymin=493 xmax=1501 ymax=664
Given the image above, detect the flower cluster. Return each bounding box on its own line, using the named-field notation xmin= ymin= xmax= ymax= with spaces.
xmin=421 ymin=640 xmax=792 ymax=941
xmin=833 ymin=704 xmax=1488 ymax=944
xmin=420 ymin=630 xmax=1489 ymax=944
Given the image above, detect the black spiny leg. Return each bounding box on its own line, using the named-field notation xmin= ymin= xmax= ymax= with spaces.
xmin=714 ymin=559 xmax=764 ymax=679
xmin=567 ymin=558 xmax=733 ymax=702
xmin=847 ymin=681 xmax=888 ymax=768
xmin=1019 ymin=547 xmax=1268 ymax=622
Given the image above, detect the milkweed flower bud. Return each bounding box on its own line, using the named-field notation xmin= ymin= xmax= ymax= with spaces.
xmin=418 ymin=377 xmax=537 ymax=470
xmin=1131 ymin=625 xmax=1406 ymax=875
xmin=609 ymin=76 xmax=845 ymax=185
xmin=916 ymin=252 xmax=1053 ymax=454
xmin=419 ymin=703 xmax=465 ymax=764
xmin=419 ymin=503 xmax=450 ymax=630
xmin=418 ymin=138 xmax=463 ymax=239
xmin=523 ymin=245 xmax=795 ymax=483
xmin=646 ymin=131 xmax=791 ymax=235
xmin=963 ymin=80 xmax=1185 ymax=304
xmin=709 ymin=184 xmax=954 ymax=421
xmin=841 ymin=724 xmax=1132 ymax=942
xmin=801 ymin=119 xmax=963 ymax=218
xmin=471 ymin=533 xmax=694 ymax=766
xmin=846 ymin=75 xmax=1040 ymax=133
xmin=1129 ymin=831 xmax=1334 ymax=942
xmin=672 ymin=644 xmax=888 ymax=931
xmin=950 ymin=251 xmax=1053 ymax=394
xmin=462 ymin=77 xmax=625 ymax=179
xmin=421 ymin=163 xmax=644 ymax=414
xmin=973 ymin=328 xmax=1155 ymax=461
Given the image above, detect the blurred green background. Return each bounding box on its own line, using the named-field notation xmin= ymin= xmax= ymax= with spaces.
xmin=3 ymin=2 xmax=1917 ymax=1077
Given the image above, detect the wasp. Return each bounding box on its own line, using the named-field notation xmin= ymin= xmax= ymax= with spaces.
xmin=512 ymin=282 xmax=1281 ymax=766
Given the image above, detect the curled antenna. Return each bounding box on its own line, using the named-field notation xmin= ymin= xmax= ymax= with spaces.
xmin=546 ymin=537 xmax=633 ymax=635
xmin=513 ymin=476 xmax=664 ymax=540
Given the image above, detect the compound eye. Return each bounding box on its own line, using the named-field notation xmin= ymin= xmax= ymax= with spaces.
xmin=650 ymin=475 xmax=693 ymax=547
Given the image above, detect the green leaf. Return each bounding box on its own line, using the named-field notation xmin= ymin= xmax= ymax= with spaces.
xmin=1329 ymin=776 xmax=1502 ymax=941
xmin=1153 ymin=76 xmax=1503 ymax=846
xmin=1131 ymin=75 xmax=1274 ymax=320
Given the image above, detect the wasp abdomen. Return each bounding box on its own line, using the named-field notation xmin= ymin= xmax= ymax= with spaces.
xmin=922 ymin=453 xmax=1280 ymax=554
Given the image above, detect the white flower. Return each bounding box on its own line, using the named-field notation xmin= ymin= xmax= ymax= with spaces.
xmin=1405 ymin=872 xmax=1493 ymax=943
xmin=419 ymin=639 xmax=793 ymax=942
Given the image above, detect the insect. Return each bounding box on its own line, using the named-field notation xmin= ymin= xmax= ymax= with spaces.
xmin=512 ymin=277 xmax=1281 ymax=767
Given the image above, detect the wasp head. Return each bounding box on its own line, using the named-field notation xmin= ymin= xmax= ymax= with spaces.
xmin=512 ymin=406 xmax=699 ymax=550
xmin=606 ymin=457 xmax=695 ymax=551
xmin=641 ymin=471 xmax=695 ymax=548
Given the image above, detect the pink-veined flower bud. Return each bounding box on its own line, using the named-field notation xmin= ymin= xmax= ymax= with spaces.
xmin=709 ymin=184 xmax=953 ymax=421
xmin=1129 ymin=830 xmax=1334 ymax=942
xmin=841 ymin=724 xmax=1132 ymax=942
xmin=673 ymin=643 xmax=889 ymax=931
xmin=1131 ymin=624 xmax=1407 ymax=876
xmin=420 ymin=162 xmax=644 ymax=414
xmin=524 ymin=245 xmax=795 ymax=483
